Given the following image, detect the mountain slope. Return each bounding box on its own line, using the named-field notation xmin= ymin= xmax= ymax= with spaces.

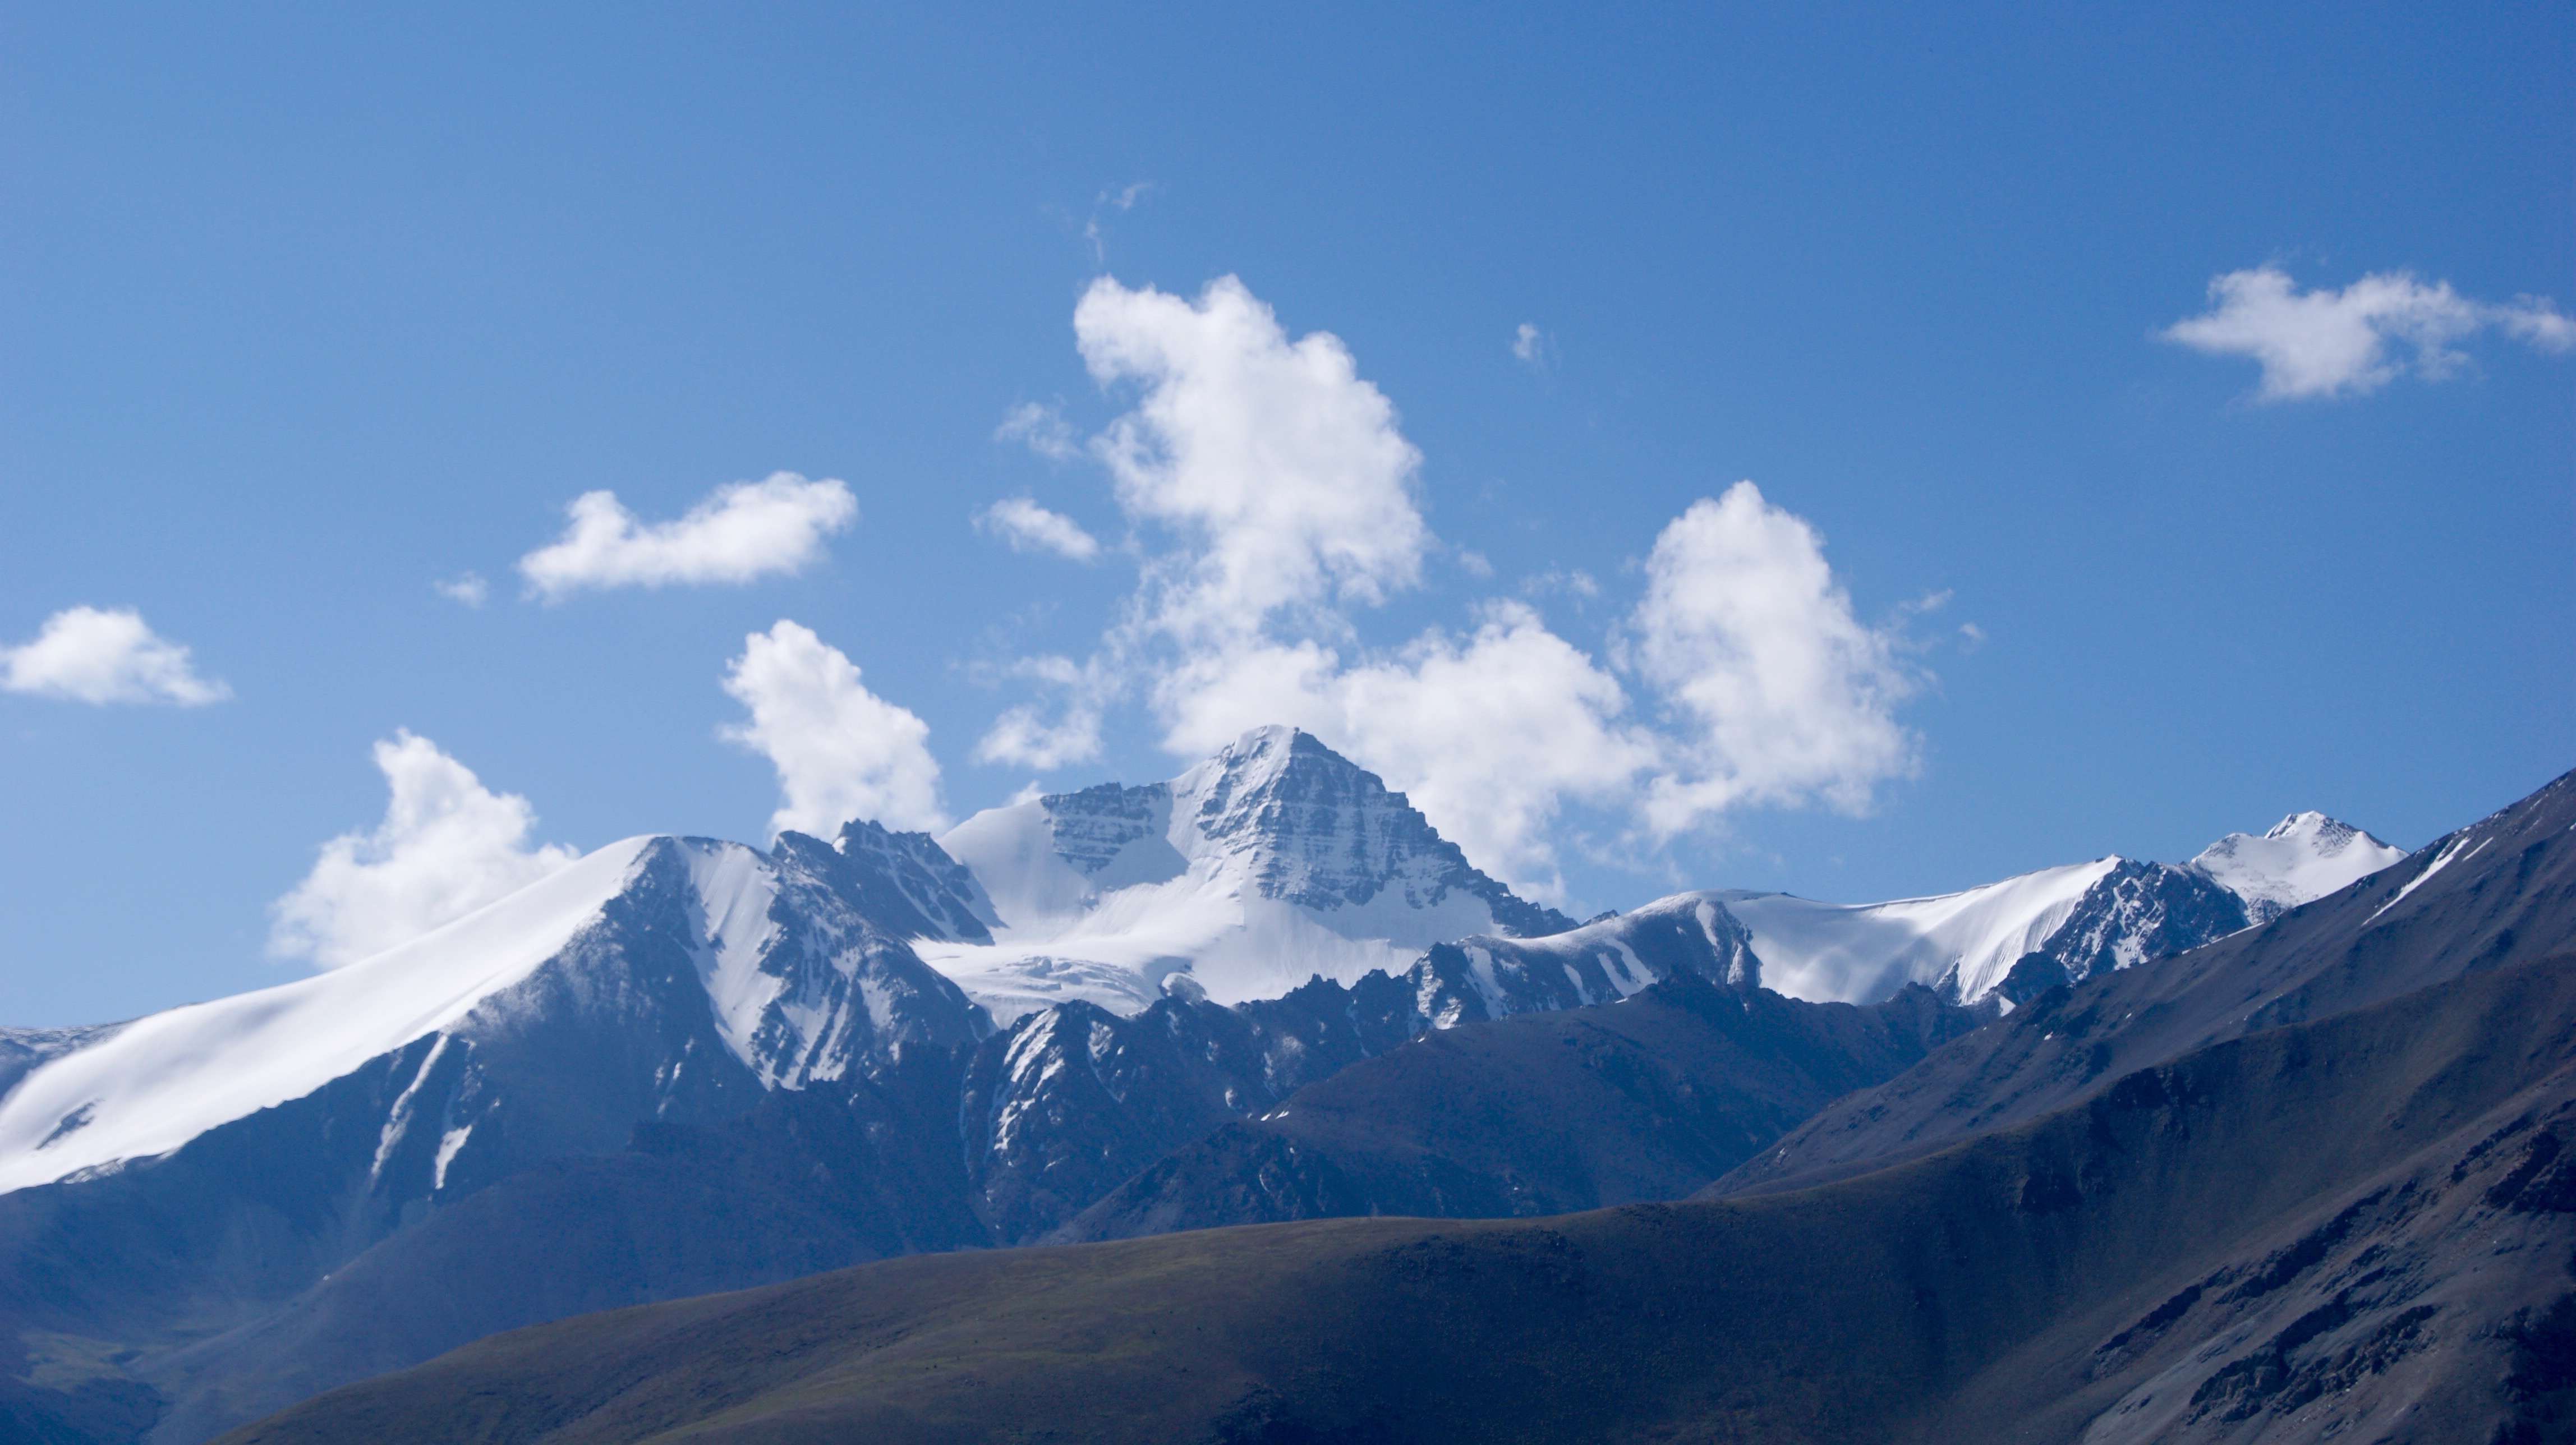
xmin=218 ymin=951 xmax=2576 ymax=1445
xmin=1713 ymin=767 xmax=2576 ymax=1199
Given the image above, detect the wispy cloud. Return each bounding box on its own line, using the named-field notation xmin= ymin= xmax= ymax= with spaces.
xmin=518 ymin=473 xmax=857 ymax=600
xmin=720 ymin=620 xmax=947 ymax=839
xmin=1083 ymin=181 xmax=1156 ymax=266
xmin=434 ymin=572 xmax=489 ymax=608
xmin=995 ymin=402 xmax=1080 ymax=462
xmin=1 ymin=606 xmax=230 ymax=706
xmin=1511 ymin=323 xmax=1547 ymax=368
xmin=977 ymin=498 xmax=1102 ymax=562
xmin=269 ymin=731 xmax=578 ymax=968
xmin=2163 ymin=265 xmax=2574 ymax=401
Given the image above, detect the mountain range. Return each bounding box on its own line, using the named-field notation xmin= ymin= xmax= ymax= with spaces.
xmin=0 ymin=725 xmax=2463 ymax=1443
xmin=222 ymin=766 xmax=2576 ymax=1445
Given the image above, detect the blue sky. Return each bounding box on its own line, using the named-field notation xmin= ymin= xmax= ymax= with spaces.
xmin=3 ymin=3 xmax=2569 ymax=1026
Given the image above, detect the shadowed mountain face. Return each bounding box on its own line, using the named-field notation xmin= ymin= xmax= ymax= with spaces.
xmin=1057 ymin=968 xmax=1972 ymax=1240
xmin=219 ymin=952 xmax=2576 ymax=1445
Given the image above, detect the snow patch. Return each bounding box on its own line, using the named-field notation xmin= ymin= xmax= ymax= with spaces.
xmin=2365 ymin=833 xmax=2486 ymax=926
xmin=433 ymin=1124 xmax=472 ymax=1191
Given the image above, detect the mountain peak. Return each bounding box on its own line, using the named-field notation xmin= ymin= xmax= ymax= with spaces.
xmin=924 ymin=726 xmax=1574 ymax=1018
xmin=2192 ymin=811 xmax=2405 ymax=924
xmin=1172 ymin=726 xmax=1571 ymax=936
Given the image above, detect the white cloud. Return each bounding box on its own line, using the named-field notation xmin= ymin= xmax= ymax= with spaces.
xmin=1626 ymin=482 xmax=1918 ymax=834
xmin=434 ymin=572 xmax=489 ymax=607
xmin=518 ymin=472 xmax=857 ymax=599
xmin=977 ymin=498 xmax=1102 ymax=562
xmin=973 ymin=654 xmax=1112 ymax=771
xmin=2163 ymin=265 xmax=2575 ymax=401
xmin=269 ymin=731 xmax=579 ymax=969
xmin=1075 ymin=275 xmax=1430 ymax=646
xmin=981 ymin=275 xmax=1925 ymax=890
xmin=996 ymin=402 xmax=1080 ymax=462
xmin=1 ymin=606 xmax=230 ymax=706
xmin=1511 ymin=323 xmax=1546 ymax=367
xmin=1083 ymin=181 xmax=1156 ymax=264
xmin=721 ymin=620 xmax=946 ymax=839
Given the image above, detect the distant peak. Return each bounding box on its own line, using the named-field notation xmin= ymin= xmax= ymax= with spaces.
xmin=2262 ymin=811 xmax=2361 ymax=846
xmin=1211 ymin=724 xmax=1332 ymax=771
xmin=2192 ymin=810 xmax=2405 ymax=923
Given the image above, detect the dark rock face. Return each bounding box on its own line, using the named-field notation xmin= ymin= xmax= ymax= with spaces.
xmin=824 ymin=820 xmax=1000 ymax=943
xmin=2035 ymin=859 xmax=2251 ymax=986
xmin=1036 ymin=780 xmax=1170 ymax=876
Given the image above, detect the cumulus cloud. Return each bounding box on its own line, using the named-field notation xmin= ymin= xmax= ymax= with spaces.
xmin=980 ymin=276 xmax=1924 ymax=888
xmin=1626 ymin=483 xmax=1919 ymax=835
xmin=1 ymin=606 xmax=230 ymax=706
xmin=519 ymin=473 xmax=857 ymax=599
xmin=269 ymin=731 xmax=579 ymax=968
xmin=434 ymin=572 xmax=489 ymax=607
xmin=1076 ymin=275 xmax=1429 ymax=645
xmin=977 ymin=498 xmax=1102 ymax=562
xmin=721 ymin=620 xmax=947 ymax=839
xmin=1511 ymin=323 xmax=1546 ymax=367
xmin=2163 ymin=265 xmax=2575 ymax=401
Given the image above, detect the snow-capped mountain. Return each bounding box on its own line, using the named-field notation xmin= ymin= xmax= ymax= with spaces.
xmin=919 ymin=725 xmax=1575 ymax=1019
xmin=0 ymin=829 xmax=985 ymax=1197
xmin=2188 ymin=810 xmax=2406 ymax=924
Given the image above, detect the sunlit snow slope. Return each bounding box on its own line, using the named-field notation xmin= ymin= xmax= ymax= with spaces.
xmin=0 ymin=830 xmax=988 ymax=1196
xmin=1719 ymin=859 xmax=2120 ymax=1005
